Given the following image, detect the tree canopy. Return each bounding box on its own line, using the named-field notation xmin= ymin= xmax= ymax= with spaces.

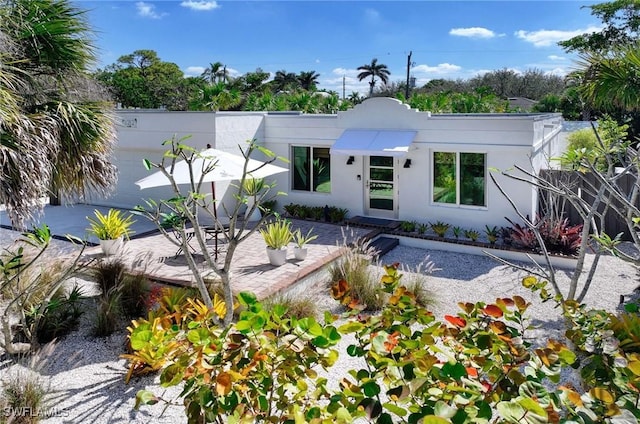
xmin=0 ymin=0 xmax=117 ymax=226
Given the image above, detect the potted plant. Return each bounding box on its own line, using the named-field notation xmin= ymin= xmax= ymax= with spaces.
xmin=259 ymin=218 xmax=293 ymax=266
xmin=87 ymin=209 xmax=135 ymax=255
xmin=292 ymin=228 xmax=318 ymax=260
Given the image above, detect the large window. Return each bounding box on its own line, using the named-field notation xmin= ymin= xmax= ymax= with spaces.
xmin=292 ymin=146 xmax=331 ymax=193
xmin=433 ymin=152 xmax=486 ymax=207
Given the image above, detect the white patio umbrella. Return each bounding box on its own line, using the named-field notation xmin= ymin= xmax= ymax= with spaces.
xmin=135 ymin=148 xmax=288 ymax=189
xmin=135 ymin=148 xmax=288 ymax=259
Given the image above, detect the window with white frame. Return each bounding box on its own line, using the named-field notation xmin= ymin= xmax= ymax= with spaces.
xmin=291 ymin=146 xmax=331 ymax=193
xmin=432 ymin=152 xmax=486 ymax=206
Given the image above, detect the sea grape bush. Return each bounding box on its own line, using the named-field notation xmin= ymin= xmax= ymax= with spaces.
xmin=129 ymin=268 xmax=640 ymax=423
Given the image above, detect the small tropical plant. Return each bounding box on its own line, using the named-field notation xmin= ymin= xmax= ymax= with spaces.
xmin=430 ymin=220 xmax=450 ymax=237
xmin=417 ymin=222 xmax=429 ymax=234
xmin=464 ymin=228 xmax=480 ymax=241
xmin=452 ymin=226 xmax=462 ymax=239
xmin=87 ymin=209 xmax=135 ymax=240
xmin=292 ymin=228 xmax=318 ymax=248
xmin=399 ymin=220 xmax=416 ymax=232
xmin=328 ymin=206 xmax=348 ymax=223
xmin=259 ymin=217 xmax=293 ymax=249
xmin=484 ymin=225 xmax=499 ymax=244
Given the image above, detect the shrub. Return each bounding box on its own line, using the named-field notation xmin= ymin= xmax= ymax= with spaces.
xmin=26 ymin=285 xmax=84 ymax=344
xmin=430 ymin=220 xmax=450 ymax=237
xmin=539 ymin=217 xmax=582 ymax=256
xmin=0 ymin=347 xmax=53 ymax=424
xmin=417 ymin=223 xmax=429 ymax=234
xmin=262 ymin=294 xmax=318 ymax=319
xmin=452 ymin=226 xmax=462 ymax=239
xmin=93 ymin=258 xmax=126 ymax=295
xmin=94 ymin=290 xmax=122 ymax=337
xmin=119 ymin=273 xmax=151 ymax=318
xmin=329 ymin=236 xmax=382 ymax=311
xmin=464 ymin=228 xmax=480 ymax=241
xmin=399 ymin=220 xmax=416 ymax=232
xmin=131 ymin=268 xmax=640 ymax=423
xmin=327 ymin=206 xmax=348 ymax=223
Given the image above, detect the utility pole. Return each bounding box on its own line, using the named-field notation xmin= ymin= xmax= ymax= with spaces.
xmin=342 ymin=75 xmax=346 ymax=100
xmin=405 ymin=51 xmax=412 ymax=100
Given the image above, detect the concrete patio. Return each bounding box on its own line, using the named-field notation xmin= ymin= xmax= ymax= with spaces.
xmin=1 ymin=203 xmax=374 ymax=300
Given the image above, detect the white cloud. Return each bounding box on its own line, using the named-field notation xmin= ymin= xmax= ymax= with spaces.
xmin=184 ymin=66 xmax=205 ymax=76
xmin=449 ymin=27 xmax=499 ymax=39
xmin=364 ymin=8 xmax=381 ymax=24
xmin=180 ymin=1 xmax=219 ymax=11
xmin=547 ymin=55 xmax=566 ymax=61
xmin=136 ymin=2 xmax=167 ymax=19
xmin=515 ymin=25 xmax=602 ymax=47
xmin=544 ymin=67 xmax=570 ymax=77
xmin=332 ymin=67 xmax=360 ymax=78
xmin=412 ymin=63 xmax=462 ymax=75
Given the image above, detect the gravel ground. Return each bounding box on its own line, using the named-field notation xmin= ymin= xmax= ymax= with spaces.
xmin=1 ymin=227 xmax=639 ymax=423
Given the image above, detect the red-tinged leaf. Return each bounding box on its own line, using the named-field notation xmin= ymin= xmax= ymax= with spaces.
xmin=483 ymin=304 xmax=504 ymax=318
xmin=499 ymin=297 xmax=515 ymax=307
xmin=458 ymin=302 xmax=474 ymax=313
xmin=444 ymin=315 xmax=466 ymax=328
xmin=216 ymin=372 xmax=232 ymax=396
xmin=490 ymin=321 xmax=507 ymax=335
xmin=466 ymin=367 xmax=478 ymax=378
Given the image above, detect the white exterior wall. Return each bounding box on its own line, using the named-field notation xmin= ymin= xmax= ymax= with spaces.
xmin=263 ymin=98 xmax=563 ymax=230
xmin=97 ymin=111 xmax=267 ymax=221
xmin=103 ymin=98 xmax=563 ymax=232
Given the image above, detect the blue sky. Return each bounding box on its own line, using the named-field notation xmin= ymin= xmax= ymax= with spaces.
xmin=79 ymin=0 xmax=601 ymax=94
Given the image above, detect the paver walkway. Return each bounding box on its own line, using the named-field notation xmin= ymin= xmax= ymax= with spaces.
xmin=82 ymin=219 xmax=374 ymax=299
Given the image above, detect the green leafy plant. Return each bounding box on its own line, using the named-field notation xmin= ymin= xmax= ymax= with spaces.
xmin=292 ymin=227 xmax=318 ymax=248
xmin=430 ymin=220 xmax=450 ymax=237
xmin=464 ymin=228 xmax=480 ymax=241
xmin=329 ymin=236 xmax=381 ymax=311
xmin=399 ymin=220 xmax=416 ymax=232
xmin=262 ymin=293 xmax=319 ymax=320
xmin=452 ymin=226 xmax=462 ymax=239
xmin=126 ymin=291 xmax=340 ymax=421
xmin=416 ymin=223 xmax=428 ymax=234
xmin=484 ymin=225 xmax=499 ymax=244
xmin=259 ymin=217 xmax=293 ymax=249
xmin=328 ymin=206 xmax=348 ymax=223
xmin=87 ymin=209 xmax=135 ymax=240
xmin=0 ymin=348 xmax=52 ymax=424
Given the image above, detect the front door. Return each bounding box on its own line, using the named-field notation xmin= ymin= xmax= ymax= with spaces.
xmin=365 ymin=155 xmax=397 ymax=218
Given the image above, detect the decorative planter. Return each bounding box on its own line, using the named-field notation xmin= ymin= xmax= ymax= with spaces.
xmin=100 ymin=237 xmax=124 ymax=256
xmin=293 ymin=247 xmax=308 ymax=261
xmin=266 ymin=247 xmax=287 ymax=266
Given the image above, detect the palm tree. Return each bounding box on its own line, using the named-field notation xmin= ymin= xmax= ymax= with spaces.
xmin=201 ymin=61 xmax=228 ymax=84
xmin=0 ymin=0 xmax=117 ymax=227
xmin=357 ymin=58 xmax=391 ymax=97
xmin=297 ymin=71 xmax=320 ymax=91
xmin=576 ymin=42 xmax=640 ymax=112
xmin=272 ymin=70 xmax=299 ymax=92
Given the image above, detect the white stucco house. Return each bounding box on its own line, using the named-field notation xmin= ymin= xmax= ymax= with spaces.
xmin=103 ymin=97 xmax=563 ymax=230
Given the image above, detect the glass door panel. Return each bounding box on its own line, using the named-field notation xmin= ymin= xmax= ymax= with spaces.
xmin=366 ymin=156 xmax=396 ymax=217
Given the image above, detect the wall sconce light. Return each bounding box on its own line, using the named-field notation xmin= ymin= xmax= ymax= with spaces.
xmin=346 ymin=156 xmax=355 ymax=165
xmin=403 ymin=159 xmax=412 ymax=168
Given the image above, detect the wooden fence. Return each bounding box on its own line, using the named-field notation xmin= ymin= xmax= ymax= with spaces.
xmin=538 ymin=169 xmax=638 ymax=241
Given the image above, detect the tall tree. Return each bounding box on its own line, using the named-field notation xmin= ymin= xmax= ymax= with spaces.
xmin=201 ymin=61 xmax=228 ymax=84
xmin=0 ymin=0 xmax=117 ymax=227
xmin=96 ymin=50 xmax=188 ymax=110
xmin=576 ymin=42 xmax=640 ymax=113
xmin=297 ymin=71 xmax=320 ymax=91
xmin=272 ymin=70 xmax=299 ymax=92
xmin=559 ymin=0 xmax=640 ymax=54
xmin=357 ymin=58 xmax=391 ymax=97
